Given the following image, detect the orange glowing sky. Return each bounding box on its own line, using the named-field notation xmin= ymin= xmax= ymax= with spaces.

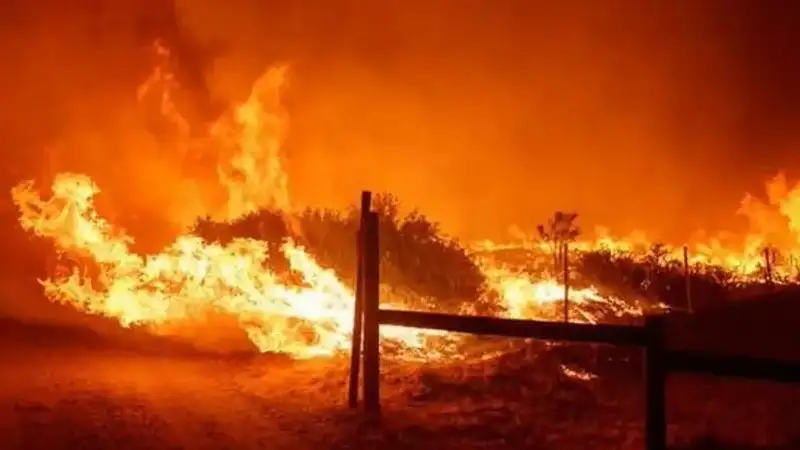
xmin=1 ymin=1 xmax=800 ymax=243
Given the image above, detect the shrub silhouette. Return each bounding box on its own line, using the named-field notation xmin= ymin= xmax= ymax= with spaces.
xmin=575 ymin=248 xmax=744 ymax=311
xmin=190 ymin=193 xmax=496 ymax=315
xmin=191 ymin=201 xmax=781 ymax=317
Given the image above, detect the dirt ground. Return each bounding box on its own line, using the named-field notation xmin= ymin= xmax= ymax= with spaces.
xmin=0 ymin=346 xmax=359 ymax=450
xmin=0 ymin=322 xmax=799 ymax=450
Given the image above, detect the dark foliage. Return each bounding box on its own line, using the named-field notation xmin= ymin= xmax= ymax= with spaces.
xmin=190 ymin=193 xmax=497 ymax=315
xmin=189 ymin=196 xmax=785 ymax=318
xmin=573 ymin=246 xmax=790 ymax=312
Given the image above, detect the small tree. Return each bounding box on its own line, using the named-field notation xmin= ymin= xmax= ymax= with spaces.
xmin=646 ymin=243 xmax=668 ymax=268
xmin=639 ymin=242 xmax=669 ymax=292
xmin=537 ymin=211 xmax=580 ymax=274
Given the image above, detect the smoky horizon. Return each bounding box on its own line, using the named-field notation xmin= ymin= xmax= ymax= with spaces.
xmin=2 ymin=0 xmax=800 ymax=243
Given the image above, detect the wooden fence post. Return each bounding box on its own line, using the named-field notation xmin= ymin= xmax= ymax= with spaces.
xmin=645 ymin=315 xmax=667 ymax=450
xmin=563 ymin=242 xmax=569 ymax=323
xmin=764 ymin=246 xmax=773 ymax=287
xmin=683 ymin=246 xmax=692 ymax=313
xmin=348 ymin=191 xmax=371 ymax=408
xmin=362 ymin=211 xmax=381 ymax=415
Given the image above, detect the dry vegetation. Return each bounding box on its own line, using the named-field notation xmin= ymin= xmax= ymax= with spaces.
xmin=192 ymin=193 xmax=498 ymax=316
xmin=2 ymin=199 xmax=800 ymax=449
xmin=191 ymin=196 xmax=778 ymax=315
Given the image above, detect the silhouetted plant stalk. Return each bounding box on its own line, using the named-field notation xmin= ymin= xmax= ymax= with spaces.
xmin=537 ymin=211 xmax=581 ymax=321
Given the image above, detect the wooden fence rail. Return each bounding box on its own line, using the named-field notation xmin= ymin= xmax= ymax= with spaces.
xmin=347 ymin=191 xmax=800 ymax=450
xmin=378 ymin=309 xmax=648 ymax=346
xmin=667 ymin=350 xmax=800 ymax=382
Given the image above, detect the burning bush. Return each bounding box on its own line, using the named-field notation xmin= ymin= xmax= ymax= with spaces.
xmin=191 ymin=193 xmax=497 ymax=315
xmin=575 ymin=250 xmax=732 ymax=311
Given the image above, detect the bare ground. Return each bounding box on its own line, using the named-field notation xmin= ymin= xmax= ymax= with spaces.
xmin=0 ymin=320 xmax=798 ymax=450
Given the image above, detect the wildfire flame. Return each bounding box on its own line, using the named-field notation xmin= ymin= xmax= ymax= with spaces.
xmin=473 ymin=172 xmax=800 ymax=287
xmin=10 ymin=42 xmax=800 ymax=360
xmin=12 ymin=171 xmax=637 ymax=359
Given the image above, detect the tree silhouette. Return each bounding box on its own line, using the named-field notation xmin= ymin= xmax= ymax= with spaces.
xmin=537 ymin=211 xmax=580 ymax=274
xmin=646 ymin=243 xmax=668 ymax=268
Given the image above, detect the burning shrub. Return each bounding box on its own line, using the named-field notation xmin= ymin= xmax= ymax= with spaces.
xmin=192 ymin=209 xmax=291 ymax=274
xmin=576 ymin=249 xmax=743 ymax=311
xmin=191 ymin=193 xmax=494 ymax=315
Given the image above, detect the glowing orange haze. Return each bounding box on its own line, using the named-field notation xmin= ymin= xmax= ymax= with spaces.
xmin=9 ymin=44 xmax=800 ymax=359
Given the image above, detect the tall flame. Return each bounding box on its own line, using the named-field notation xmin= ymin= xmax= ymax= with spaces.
xmin=212 ymin=65 xmax=292 ymax=220
xmin=11 ymin=173 xmax=445 ymax=357
xmin=13 ymin=42 xmax=799 ymax=361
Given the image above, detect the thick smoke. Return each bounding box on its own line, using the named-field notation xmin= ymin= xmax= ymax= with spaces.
xmin=0 ymin=1 xmax=208 ymax=233
xmin=1 ymin=0 xmax=800 ymax=326
xmin=0 ymin=0 xmax=218 ymax=320
xmin=173 ymin=0 xmax=800 ymax=241
xmin=3 ymin=1 xmax=800 ymax=241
